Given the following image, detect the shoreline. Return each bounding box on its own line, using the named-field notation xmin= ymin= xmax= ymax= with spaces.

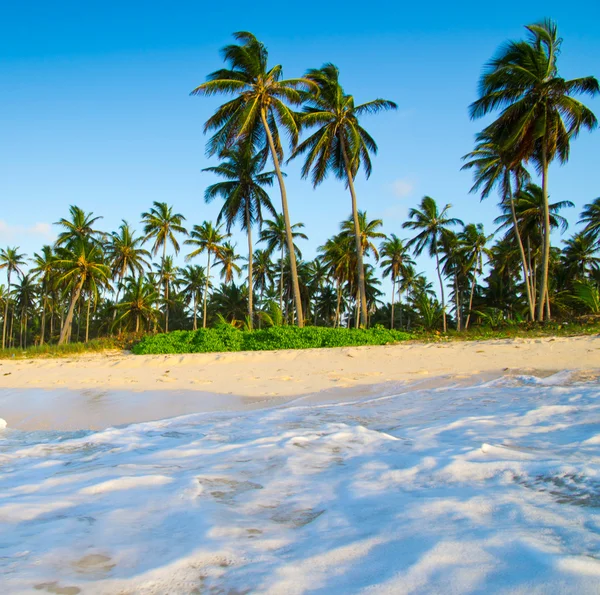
xmin=0 ymin=335 xmax=598 ymax=431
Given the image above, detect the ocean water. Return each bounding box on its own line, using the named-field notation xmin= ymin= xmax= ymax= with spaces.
xmin=1 ymin=372 xmax=599 ymax=594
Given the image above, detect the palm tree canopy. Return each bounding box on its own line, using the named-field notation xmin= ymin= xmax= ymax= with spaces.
xmin=141 ymin=201 xmax=188 ymax=256
xmin=469 ymin=19 xmax=599 ymax=169
xmin=185 ymin=221 xmax=229 ymax=261
xmin=579 ymin=197 xmax=600 ymax=242
xmin=203 ymin=147 xmax=277 ymax=232
xmin=403 ymin=197 xmax=463 ymax=257
xmin=340 ymin=211 xmax=386 ymax=260
xmin=191 ymin=31 xmax=314 ymax=157
xmin=0 ymin=247 xmax=27 ymax=278
xmin=292 ymin=63 xmax=397 ymax=184
xmin=107 ymin=221 xmax=151 ymax=279
xmin=259 ymin=213 xmax=307 ymax=258
xmin=380 ymin=235 xmax=415 ymax=280
xmin=55 ymin=206 xmax=104 ymax=247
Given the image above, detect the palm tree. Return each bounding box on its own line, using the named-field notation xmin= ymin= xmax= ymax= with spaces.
xmin=579 ymin=197 xmax=600 ymax=244
xmin=116 ymin=276 xmax=159 ymax=333
xmin=30 ymin=245 xmax=56 ymax=345
xmin=319 ymin=233 xmax=354 ymax=327
xmin=218 ymin=242 xmax=242 ymax=284
xmin=259 ymin=214 xmax=307 ymax=315
xmin=293 ymin=63 xmax=397 ymax=326
xmin=380 ymin=235 xmax=415 ymax=329
xmin=107 ymin=221 xmax=150 ymax=320
xmin=141 ymin=202 xmax=187 ymax=332
xmin=470 ymin=18 xmax=599 ymax=321
xmin=179 ymin=265 xmax=206 ymax=330
xmin=13 ymin=274 xmax=37 ymax=348
xmin=252 ymin=249 xmax=275 ymax=316
xmin=55 ymin=240 xmax=110 ymax=344
xmin=340 ymin=211 xmax=386 ymax=262
xmin=210 ymin=282 xmax=248 ymax=324
xmin=459 ymin=224 xmax=492 ymax=329
xmin=185 ymin=221 xmax=229 ymax=328
xmin=403 ymin=197 xmax=462 ymax=332
xmin=562 ymin=232 xmax=600 ymax=280
xmin=0 ymin=247 xmax=26 ymax=349
xmin=462 ymin=132 xmax=535 ymax=320
xmin=192 ymin=31 xmax=311 ymax=326
xmin=55 ymin=205 xmax=103 ymax=247
xmin=203 ymin=147 xmax=276 ymax=329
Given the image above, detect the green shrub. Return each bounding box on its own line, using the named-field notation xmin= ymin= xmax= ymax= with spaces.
xmin=132 ymin=325 xmax=413 ymax=355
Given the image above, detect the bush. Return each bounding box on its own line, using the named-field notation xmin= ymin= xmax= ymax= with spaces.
xmin=132 ymin=325 xmax=413 ymax=355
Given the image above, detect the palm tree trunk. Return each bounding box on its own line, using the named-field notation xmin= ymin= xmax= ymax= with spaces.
xmin=537 ymin=144 xmax=551 ymax=322
xmin=340 ymin=135 xmax=368 ymax=328
xmin=454 ymin=274 xmax=461 ymax=331
xmin=2 ymin=270 xmax=11 ymax=349
xmin=24 ymin=312 xmax=27 ymax=349
xmin=546 ymin=288 xmax=551 ymax=320
xmin=390 ymin=275 xmax=396 ymax=330
xmin=40 ymin=292 xmax=47 ymax=345
xmin=279 ymin=246 xmax=284 ymax=315
xmin=59 ymin=279 xmax=84 ymax=345
xmin=86 ymin=296 xmax=91 ymax=342
xmin=465 ymin=273 xmax=477 ymax=330
xmin=355 ymin=288 xmax=360 ymax=329
xmin=203 ymin=252 xmax=211 ymax=329
xmin=136 ymin=313 xmax=140 ymax=333
xmin=246 ymin=203 xmax=254 ymax=330
xmin=193 ymin=292 xmax=198 ymax=331
xmin=434 ymin=244 xmax=447 ymax=332
xmin=334 ymin=279 xmax=341 ymax=328
xmin=260 ymin=107 xmax=303 ymax=327
xmin=506 ymin=174 xmax=535 ymax=321
xmin=162 ymin=243 xmax=169 ymax=333
xmin=19 ymin=309 xmax=23 ymax=348
xmin=8 ymin=308 xmax=14 ymax=348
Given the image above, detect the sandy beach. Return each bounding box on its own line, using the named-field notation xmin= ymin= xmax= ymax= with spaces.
xmin=0 ymin=335 xmax=598 ymax=430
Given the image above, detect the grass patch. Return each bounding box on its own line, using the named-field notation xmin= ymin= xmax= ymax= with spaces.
xmin=0 ymin=338 xmax=121 ymax=360
xmin=132 ymin=325 xmax=413 ymax=355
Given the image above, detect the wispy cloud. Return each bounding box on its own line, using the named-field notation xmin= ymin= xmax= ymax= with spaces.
xmin=0 ymin=220 xmax=55 ymax=244
xmin=389 ymin=177 xmax=416 ymax=200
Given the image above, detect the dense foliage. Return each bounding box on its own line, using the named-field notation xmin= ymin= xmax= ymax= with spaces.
xmin=132 ymin=325 xmax=413 ymax=355
xmin=0 ymin=21 xmax=597 ymax=354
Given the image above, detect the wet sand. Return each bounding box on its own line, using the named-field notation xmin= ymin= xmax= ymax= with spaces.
xmin=0 ymin=335 xmax=598 ymax=431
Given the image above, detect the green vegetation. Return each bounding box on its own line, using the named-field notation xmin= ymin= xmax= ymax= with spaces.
xmin=0 ymin=338 xmax=120 ymax=360
xmin=0 ymin=21 xmax=597 ymax=353
xmin=132 ymin=325 xmax=413 ymax=355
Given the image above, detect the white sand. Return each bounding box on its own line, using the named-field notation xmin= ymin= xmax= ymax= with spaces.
xmin=0 ymin=335 xmax=598 ymax=430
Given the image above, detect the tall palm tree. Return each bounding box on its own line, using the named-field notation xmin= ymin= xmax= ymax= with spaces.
xmin=470 ymin=18 xmax=599 ymax=320
xmin=403 ymin=197 xmax=463 ymax=332
xmin=192 ymin=31 xmax=311 ymax=326
xmin=459 ymin=223 xmax=492 ymax=329
xmin=218 ymin=242 xmax=242 ymax=284
xmin=340 ymin=211 xmax=386 ymax=261
xmin=579 ymin=197 xmax=600 ymax=244
xmin=30 ymin=246 xmax=56 ymax=345
xmin=259 ymin=214 xmax=307 ymax=315
xmin=203 ymin=147 xmax=276 ymax=328
xmin=380 ymin=235 xmax=415 ymax=329
xmin=141 ymin=202 xmax=187 ymax=332
xmin=55 ymin=240 xmax=110 ymax=344
xmin=293 ymin=63 xmax=397 ymax=326
xmin=562 ymin=232 xmax=600 ymax=280
xmin=154 ymin=256 xmax=179 ymax=331
xmin=0 ymin=247 xmax=26 ymax=349
xmin=116 ymin=276 xmax=159 ymax=333
xmin=185 ymin=221 xmax=229 ymax=328
xmin=13 ymin=274 xmax=37 ymax=348
xmin=462 ymin=132 xmax=535 ymax=319
xmin=179 ymin=265 xmax=206 ymax=330
xmin=252 ymin=249 xmax=275 ymax=313
xmin=319 ymin=233 xmax=354 ymax=327
xmin=55 ymin=205 xmax=103 ymax=247
xmin=107 ymin=221 xmax=150 ymax=318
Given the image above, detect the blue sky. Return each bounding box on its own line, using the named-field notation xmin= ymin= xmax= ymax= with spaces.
xmin=1 ymin=1 xmax=599 ymax=298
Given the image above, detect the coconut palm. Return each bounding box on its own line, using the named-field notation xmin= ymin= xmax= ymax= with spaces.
xmin=30 ymin=245 xmax=57 ymax=345
xmin=192 ymin=31 xmax=312 ymax=326
xmin=185 ymin=221 xmax=229 ymax=328
xmin=13 ymin=274 xmax=37 ymax=348
xmin=0 ymin=247 xmax=26 ymax=348
xmin=562 ymin=232 xmax=600 ymax=280
xmin=55 ymin=240 xmax=110 ymax=344
xmin=470 ymin=18 xmax=599 ymax=320
xmin=179 ymin=264 xmax=206 ymax=330
xmin=55 ymin=206 xmax=104 ymax=247
xmin=293 ymin=63 xmax=397 ymax=326
xmin=462 ymin=132 xmax=535 ymax=319
xmin=141 ymin=202 xmax=187 ymax=332
xmin=259 ymin=214 xmax=307 ymax=314
xmin=203 ymin=147 xmax=276 ymax=328
xmin=340 ymin=211 xmax=386 ymax=262
xmin=380 ymin=235 xmax=415 ymax=329
xmin=218 ymin=242 xmax=242 ymax=284
xmin=116 ymin=276 xmax=159 ymax=333
xmin=579 ymin=197 xmax=600 ymax=244
xmin=403 ymin=197 xmax=463 ymax=332
xmin=319 ymin=233 xmax=354 ymax=327
xmin=107 ymin=221 xmax=150 ymax=317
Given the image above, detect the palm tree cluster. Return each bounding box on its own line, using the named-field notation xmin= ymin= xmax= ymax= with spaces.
xmin=1 ymin=22 xmax=597 ymax=347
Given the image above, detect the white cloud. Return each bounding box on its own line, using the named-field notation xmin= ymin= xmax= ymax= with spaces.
xmin=390 ymin=178 xmax=415 ymax=199
xmin=0 ymin=220 xmax=55 ymax=243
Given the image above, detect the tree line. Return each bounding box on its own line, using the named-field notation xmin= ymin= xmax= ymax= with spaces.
xmin=0 ymin=20 xmax=598 ymax=348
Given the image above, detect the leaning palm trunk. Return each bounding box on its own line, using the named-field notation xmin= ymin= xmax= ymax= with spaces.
xmin=86 ymin=296 xmax=91 ymax=342
xmin=59 ymin=279 xmax=84 ymax=345
xmin=260 ymin=108 xmax=304 ymax=327
xmin=203 ymin=252 xmax=211 ymax=329
xmin=334 ymin=279 xmax=342 ymax=328
xmin=465 ymin=272 xmax=477 ymax=330
xmin=506 ymin=174 xmax=535 ymax=321
xmin=434 ymin=245 xmax=447 ymax=332
xmin=2 ymin=270 xmax=11 ymax=349
xmin=340 ymin=136 xmax=368 ymax=328
xmin=454 ymin=274 xmax=461 ymax=331
xmin=246 ymin=203 xmax=254 ymax=330
xmin=390 ymin=275 xmax=396 ymax=330
xmin=40 ymin=292 xmax=47 ymax=345
xmin=537 ymin=147 xmax=551 ymax=321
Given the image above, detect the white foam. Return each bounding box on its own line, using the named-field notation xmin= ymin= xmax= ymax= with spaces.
xmin=0 ymin=373 xmax=599 ymax=593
